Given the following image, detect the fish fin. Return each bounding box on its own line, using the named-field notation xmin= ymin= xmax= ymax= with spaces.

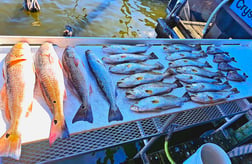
xmin=205 ymin=61 xmax=212 ymax=68
xmin=182 ymin=92 xmax=191 ymax=101
xmin=0 ymin=83 xmax=11 ymax=122
xmin=231 ymin=88 xmax=240 ymax=94
xmin=72 ymin=103 xmax=93 ymax=123
xmin=49 ymin=120 xmax=70 ymax=146
xmin=148 ymin=52 xmax=158 ymax=59
xmin=89 ymin=85 xmax=93 ymax=96
xmin=64 ymin=89 xmax=67 ymax=101
xmin=74 ymin=58 xmax=80 ymax=67
xmin=232 ymin=57 xmax=237 ymax=63
xmin=174 ymin=80 xmax=183 ymax=88
xmin=0 ymin=130 xmax=21 ymax=160
xmin=166 ymin=68 xmax=176 ymax=75
xmin=58 ymin=59 xmax=63 ymax=69
xmin=25 ymin=102 xmax=33 ymax=118
xmin=213 ymin=77 xmax=222 ymax=83
xmin=154 ymin=62 xmax=164 ymax=69
xmin=108 ymin=105 xmax=123 ymax=122
xmin=200 ymin=51 xmax=207 ymax=57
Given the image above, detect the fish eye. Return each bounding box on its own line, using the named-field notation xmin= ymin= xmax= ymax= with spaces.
xmin=53 ymin=101 xmax=56 ymax=103
xmin=54 ymin=120 xmax=58 ymax=125
xmin=5 ymin=133 xmax=10 ymax=138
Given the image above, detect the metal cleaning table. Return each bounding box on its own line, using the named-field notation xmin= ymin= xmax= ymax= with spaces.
xmin=0 ymin=37 xmax=252 ymax=163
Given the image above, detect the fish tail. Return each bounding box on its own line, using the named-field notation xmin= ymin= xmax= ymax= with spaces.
xmin=49 ymin=120 xmax=70 ymax=146
xmin=72 ymin=103 xmax=93 ymax=123
xmin=223 ymin=81 xmax=232 ymax=88
xmin=200 ymin=50 xmax=207 ymax=57
xmin=182 ymin=92 xmax=191 ymax=101
xmin=217 ymin=70 xmax=225 ymax=77
xmin=232 ymin=57 xmax=237 ymax=62
xmin=108 ymin=104 xmax=123 ymax=122
xmin=205 ymin=61 xmax=212 ymax=68
xmin=231 ymin=88 xmax=240 ymax=94
xmin=148 ymin=52 xmax=158 ymax=59
xmin=243 ymin=73 xmax=249 ymax=78
xmin=154 ymin=62 xmax=164 ymax=69
xmin=165 ymin=68 xmax=176 ymax=76
xmin=194 ymin=44 xmax=202 ymax=50
xmin=174 ymin=80 xmax=183 ymax=88
xmin=0 ymin=129 xmax=22 ymax=160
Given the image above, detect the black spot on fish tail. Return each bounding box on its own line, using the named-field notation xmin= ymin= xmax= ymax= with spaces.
xmin=72 ymin=103 xmax=93 ymax=123
xmin=182 ymin=92 xmax=191 ymax=101
xmin=108 ymin=105 xmax=123 ymax=122
xmin=148 ymin=52 xmax=158 ymax=59
xmin=243 ymin=73 xmax=249 ymax=78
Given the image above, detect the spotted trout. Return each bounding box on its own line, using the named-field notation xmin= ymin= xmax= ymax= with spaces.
xmin=103 ymin=44 xmax=150 ymax=54
xmin=62 ymin=47 xmax=93 ymax=123
xmin=0 ymin=42 xmax=35 ymax=160
xmin=86 ymin=50 xmax=123 ymax=122
xmin=34 ymin=42 xmax=69 ymax=146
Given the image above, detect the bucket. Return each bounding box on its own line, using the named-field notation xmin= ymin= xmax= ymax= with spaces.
xmin=183 ymin=143 xmax=231 ymax=164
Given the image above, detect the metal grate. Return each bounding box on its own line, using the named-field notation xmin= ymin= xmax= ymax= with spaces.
xmin=173 ymin=106 xmax=222 ymax=127
xmin=2 ymin=100 xmax=248 ymax=163
xmin=218 ymin=101 xmax=242 ymax=116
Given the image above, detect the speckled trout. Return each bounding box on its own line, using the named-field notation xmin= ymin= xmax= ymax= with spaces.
xmin=86 ymin=50 xmax=123 ymax=122
xmin=130 ymin=93 xmax=190 ymax=112
xmin=163 ymin=44 xmax=201 ymax=53
xmin=0 ymin=42 xmax=35 ymax=160
xmin=166 ymin=51 xmax=206 ymax=61
xmin=62 ymin=47 xmax=93 ymax=123
xmin=185 ymin=81 xmax=232 ymax=93
xmin=34 ymin=42 xmax=69 ymax=146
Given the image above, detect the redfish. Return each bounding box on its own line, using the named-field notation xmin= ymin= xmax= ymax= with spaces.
xmin=34 ymin=42 xmax=69 ymax=146
xmin=0 ymin=42 xmax=35 ymax=160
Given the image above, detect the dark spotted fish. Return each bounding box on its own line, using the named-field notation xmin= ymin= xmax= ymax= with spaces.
xmin=189 ymin=88 xmax=239 ymax=104
xmin=175 ymin=74 xmax=222 ymax=84
xmin=117 ymin=69 xmax=171 ymax=88
xmin=130 ymin=93 xmax=190 ymax=112
xmin=109 ymin=62 xmax=164 ymax=74
xmin=168 ymin=59 xmax=212 ymax=68
xmin=218 ymin=62 xmax=240 ymax=72
xmin=103 ymin=44 xmax=150 ymax=54
xmin=126 ymin=80 xmax=183 ymax=99
xmin=213 ymin=54 xmax=236 ymax=63
xmin=169 ymin=66 xmax=224 ymax=78
xmin=226 ymin=71 xmax=248 ymax=82
xmin=102 ymin=52 xmax=158 ymax=64
xmin=206 ymin=45 xmax=229 ymax=55
xmin=163 ymin=44 xmax=201 ymax=53
xmin=86 ymin=50 xmax=123 ymax=122
xmin=166 ymin=51 xmax=207 ymax=61
xmin=185 ymin=81 xmax=232 ymax=93
xmin=62 ymin=47 xmax=93 ymax=123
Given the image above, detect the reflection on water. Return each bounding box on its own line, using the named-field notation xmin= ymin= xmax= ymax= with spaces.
xmin=0 ymin=0 xmax=166 ymax=37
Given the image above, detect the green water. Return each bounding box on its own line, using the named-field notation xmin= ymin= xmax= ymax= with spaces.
xmin=0 ymin=0 xmax=167 ymax=37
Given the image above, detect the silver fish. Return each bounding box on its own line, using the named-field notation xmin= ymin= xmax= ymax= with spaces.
xmin=126 ymin=80 xmax=183 ymax=99
xmin=62 ymin=47 xmax=93 ymax=123
xmin=109 ymin=62 xmax=164 ymax=74
xmin=117 ymin=70 xmax=171 ymax=88
xmin=163 ymin=44 xmax=201 ymax=53
xmin=168 ymin=59 xmax=212 ymax=68
xmin=169 ymin=66 xmax=224 ymax=78
xmin=213 ymin=54 xmax=236 ymax=63
xmin=226 ymin=71 xmax=248 ymax=82
xmin=102 ymin=52 xmax=158 ymax=64
xmin=130 ymin=93 xmax=190 ymax=112
xmin=103 ymin=44 xmax=150 ymax=54
xmin=166 ymin=50 xmax=206 ymax=61
xmin=175 ymin=74 xmax=222 ymax=84
xmin=189 ymin=88 xmax=239 ymax=104
xmin=185 ymin=81 xmax=232 ymax=93
xmin=86 ymin=50 xmax=123 ymax=122
xmin=218 ymin=62 xmax=240 ymax=72
xmin=206 ymin=45 xmax=229 ymax=55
